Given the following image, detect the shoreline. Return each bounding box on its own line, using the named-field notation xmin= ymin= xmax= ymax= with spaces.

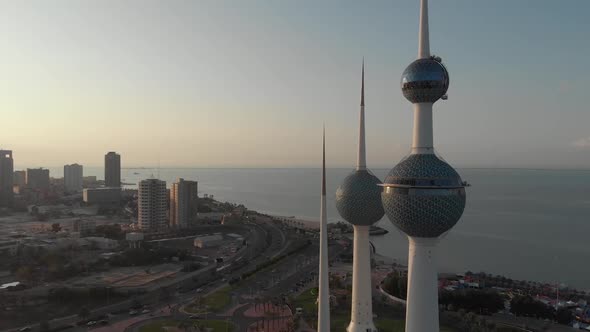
xmin=262 ymin=212 xmax=590 ymax=293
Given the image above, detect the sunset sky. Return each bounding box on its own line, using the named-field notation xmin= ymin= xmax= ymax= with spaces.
xmin=2 ymin=0 xmax=590 ymax=169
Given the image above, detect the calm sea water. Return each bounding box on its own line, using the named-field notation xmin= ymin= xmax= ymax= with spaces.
xmin=46 ymin=167 xmax=590 ymax=289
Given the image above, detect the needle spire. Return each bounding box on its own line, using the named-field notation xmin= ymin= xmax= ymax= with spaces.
xmin=357 ymin=60 xmax=367 ymax=171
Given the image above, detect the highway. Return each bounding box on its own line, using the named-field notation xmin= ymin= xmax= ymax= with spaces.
xmin=1 ymin=216 xmax=296 ymax=332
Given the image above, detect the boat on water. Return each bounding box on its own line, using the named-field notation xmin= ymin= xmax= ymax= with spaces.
xmin=369 ymin=225 xmax=389 ymax=236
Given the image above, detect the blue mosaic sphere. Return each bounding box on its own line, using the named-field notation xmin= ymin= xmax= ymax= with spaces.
xmin=336 ymin=170 xmax=385 ymax=226
xmin=381 ymin=154 xmax=466 ymax=238
xmin=401 ymin=58 xmax=449 ymax=103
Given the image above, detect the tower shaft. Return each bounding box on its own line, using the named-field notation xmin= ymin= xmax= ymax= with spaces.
xmin=406 ymin=237 xmax=440 ymax=332
xmin=411 ymin=102 xmax=434 ymax=154
xmin=317 ymin=130 xmax=330 ymax=332
xmin=348 ymin=225 xmax=376 ymax=332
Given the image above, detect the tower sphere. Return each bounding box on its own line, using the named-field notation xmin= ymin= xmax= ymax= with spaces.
xmin=401 ymin=58 xmax=449 ymax=103
xmin=336 ymin=170 xmax=385 ymax=226
xmin=381 ymin=154 xmax=465 ymax=238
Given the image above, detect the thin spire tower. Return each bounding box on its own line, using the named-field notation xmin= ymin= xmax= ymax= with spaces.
xmin=418 ymin=0 xmax=430 ymax=59
xmin=357 ymin=59 xmax=366 ymax=171
xmin=317 ymin=127 xmax=330 ymax=332
xmin=336 ymin=61 xmax=384 ymax=332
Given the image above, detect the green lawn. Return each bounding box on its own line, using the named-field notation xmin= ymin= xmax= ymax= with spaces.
xmin=332 ymin=315 xmax=455 ymax=331
xmin=293 ymin=288 xmax=456 ymax=331
xmin=186 ymin=286 xmax=233 ymax=313
xmin=292 ymin=287 xmax=317 ymax=315
xmin=139 ymin=319 xmax=234 ymax=332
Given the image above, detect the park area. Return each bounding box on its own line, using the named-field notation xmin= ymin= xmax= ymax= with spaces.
xmin=293 ymin=288 xmax=458 ymax=332
xmin=185 ymin=286 xmax=233 ymax=313
xmin=139 ymin=319 xmax=234 ymax=332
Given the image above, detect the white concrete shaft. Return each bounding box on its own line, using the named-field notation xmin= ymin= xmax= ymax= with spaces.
xmin=405 ymin=237 xmax=440 ymax=332
xmin=317 ymin=131 xmax=330 ymax=332
xmin=418 ymin=0 xmax=430 ymax=59
xmin=347 ymin=225 xmax=376 ymax=332
xmin=412 ymin=103 xmax=434 ymax=154
xmin=317 ymin=191 xmax=330 ymax=331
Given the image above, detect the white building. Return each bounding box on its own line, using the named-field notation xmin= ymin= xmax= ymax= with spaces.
xmin=126 ymin=232 xmax=144 ymax=249
xmin=72 ymin=219 xmax=96 ymax=236
xmin=170 ymin=178 xmax=198 ymax=229
xmin=83 ymin=187 xmax=121 ymax=207
xmin=84 ymin=237 xmax=119 ymax=250
xmin=193 ymin=234 xmax=223 ymax=248
xmin=26 ymin=168 xmax=50 ymax=190
xmin=138 ymin=179 xmax=167 ymax=231
xmin=0 ymin=239 xmax=18 ymax=256
xmin=64 ymin=164 xmax=83 ymax=192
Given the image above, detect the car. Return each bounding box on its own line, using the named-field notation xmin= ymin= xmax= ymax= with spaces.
xmin=18 ymin=327 xmax=32 ymax=332
xmin=196 ymin=287 xmax=203 ymax=293
xmin=189 ymin=314 xmax=202 ymax=319
xmin=86 ymin=321 xmax=97 ymax=326
xmin=99 ymin=320 xmax=109 ymax=325
xmin=141 ymin=309 xmax=150 ymax=314
xmin=129 ymin=310 xmax=138 ymax=316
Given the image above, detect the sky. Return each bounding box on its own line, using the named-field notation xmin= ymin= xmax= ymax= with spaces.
xmin=1 ymin=0 xmax=590 ymax=169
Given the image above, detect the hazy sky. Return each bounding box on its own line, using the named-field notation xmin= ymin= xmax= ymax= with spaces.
xmin=2 ymin=0 xmax=590 ymax=169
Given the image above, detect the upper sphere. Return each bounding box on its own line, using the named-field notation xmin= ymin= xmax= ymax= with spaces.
xmin=401 ymin=58 xmax=449 ymax=103
xmin=381 ymin=154 xmax=466 ymax=238
xmin=336 ymin=170 xmax=385 ymax=226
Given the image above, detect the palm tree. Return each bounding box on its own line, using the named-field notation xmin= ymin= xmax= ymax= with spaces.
xmin=78 ymin=306 xmax=90 ymax=320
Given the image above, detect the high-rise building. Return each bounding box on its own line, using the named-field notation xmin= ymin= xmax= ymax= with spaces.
xmin=83 ymin=187 xmax=121 ymax=208
xmin=0 ymin=150 xmax=14 ymax=207
xmin=170 ymin=178 xmax=198 ymax=228
xmin=335 ymin=62 xmax=384 ymax=332
xmin=13 ymin=170 xmax=26 ymax=187
xmin=381 ymin=1 xmax=467 ymax=331
xmin=104 ymin=152 xmax=121 ymax=187
xmin=64 ymin=164 xmax=83 ymax=192
xmin=317 ymin=129 xmax=330 ymax=332
xmin=138 ymin=179 xmax=167 ymax=231
xmin=26 ymin=168 xmax=50 ymax=190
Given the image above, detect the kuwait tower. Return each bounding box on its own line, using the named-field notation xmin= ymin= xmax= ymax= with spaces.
xmin=335 ymin=61 xmax=384 ymax=332
xmin=381 ymin=0 xmax=467 ymax=331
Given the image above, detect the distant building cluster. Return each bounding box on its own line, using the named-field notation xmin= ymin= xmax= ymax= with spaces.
xmin=1 ymin=148 xmax=210 ymax=233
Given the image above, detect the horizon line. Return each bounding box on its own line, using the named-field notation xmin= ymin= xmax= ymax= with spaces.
xmin=14 ymin=165 xmax=590 ymax=172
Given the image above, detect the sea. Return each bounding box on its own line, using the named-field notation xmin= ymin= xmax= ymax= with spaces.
xmin=45 ymin=167 xmax=590 ymax=290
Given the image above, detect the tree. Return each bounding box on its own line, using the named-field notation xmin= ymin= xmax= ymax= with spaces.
xmin=510 ymin=296 xmax=553 ymax=319
xmin=78 ymin=306 xmax=90 ymax=320
xmin=131 ymin=298 xmax=142 ymax=309
xmin=556 ymin=307 xmax=573 ymax=325
xmin=15 ymin=266 xmax=34 ymax=283
xmin=439 ymin=289 xmax=504 ymax=314
xmin=159 ymin=287 xmax=171 ymax=302
xmin=382 ymin=273 xmax=407 ymax=300
xmin=94 ymin=224 xmax=124 ymax=239
xmin=39 ymin=321 xmax=50 ymax=332
xmin=51 ymin=223 xmax=62 ymax=232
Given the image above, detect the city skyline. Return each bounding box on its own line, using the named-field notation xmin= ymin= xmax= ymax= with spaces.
xmin=3 ymin=1 xmax=590 ymax=169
